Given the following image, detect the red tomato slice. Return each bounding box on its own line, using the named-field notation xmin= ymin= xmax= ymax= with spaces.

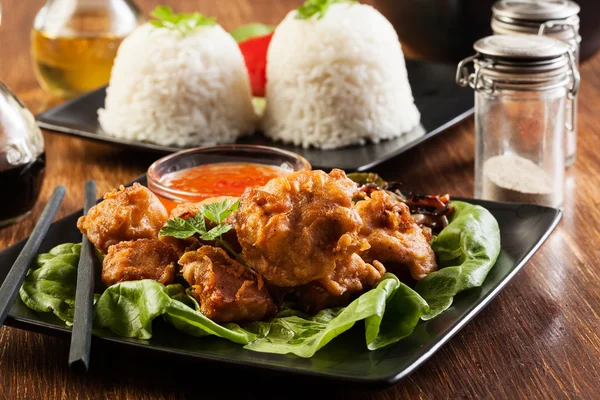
xmin=238 ymin=32 xmax=273 ymax=98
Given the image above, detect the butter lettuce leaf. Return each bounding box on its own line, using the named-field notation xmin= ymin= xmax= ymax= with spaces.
xmin=19 ymin=243 xmax=81 ymax=325
xmin=94 ymin=280 xmax=256 ymax=345
xmin=366 ymin=276 xmax=429 ymax=350
xmin=230 ymin=23 xmax=274 ymax=43
xmin=244 ymin=273 xmax=428 ymax=357
xmin=416 ymin=201 xmax=501 ymax=320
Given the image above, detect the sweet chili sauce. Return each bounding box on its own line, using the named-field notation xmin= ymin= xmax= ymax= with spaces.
xmin=157 ymin=162 xmax=290 ymax=212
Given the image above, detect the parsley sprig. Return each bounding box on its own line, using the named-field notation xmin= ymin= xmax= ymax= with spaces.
xmin=160 ymin=199 xmax=248 ymax=266
xmin=295 ymin=0 xmax=356 ymax=20
xmin=149 ymin=5 xmax=216 ymax=34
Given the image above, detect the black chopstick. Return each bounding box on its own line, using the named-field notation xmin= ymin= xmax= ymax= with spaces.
xmin=68 ymin=180 xmax=97 ymax=373
xmin=0 ymin=185 xmax=66 ymax=327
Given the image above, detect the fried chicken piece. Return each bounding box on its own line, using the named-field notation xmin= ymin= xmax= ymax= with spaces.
xmin=101 ymin=238 xmax=178 ymax=287
xmin=235 ymin=169 xmax=365 ymax=287
xmin=319 ymin=254 xmax=386 ymax=296
xmin=159 ymin=196 xmax=240 ymax=257
xmin=355 ymin=190 xmax=437 ymax=280
xmin=179 ymin=246 xmax=276 ymax=324
xmin=295 ymin=254 xmax=386 ymax=314
xmin=77 ymin=183 xmax=168 ymax=253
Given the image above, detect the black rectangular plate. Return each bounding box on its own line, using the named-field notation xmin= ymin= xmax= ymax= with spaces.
xmin=35 ymin=59 xmax=474 ymax=171
xmin=0 ymin=176 xmax=561 ymax=387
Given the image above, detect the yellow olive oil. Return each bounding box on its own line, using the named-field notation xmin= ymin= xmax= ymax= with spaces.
xmin=31 ymin=30 xmax=123 ymax=99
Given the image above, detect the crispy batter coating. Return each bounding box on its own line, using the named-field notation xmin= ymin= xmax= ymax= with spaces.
xmin=179 ymin=246 xmax=276 ymax=323
xmin=77 ymin=183 xmax=168 ymax=253
xmin=101 ymin=238 xmax=178 ymax=287
xmin=159 ymin=196 xmax=240 ymax=257
xmin=295 ymin=254 xmax=385 ymax=314
xmin=235 ymin=169 xmax=365 ymax=287
xmin=319 ymin=254 xmax=385 ymax=296
xmin=355 ymin=190 xmax=437 ymax=280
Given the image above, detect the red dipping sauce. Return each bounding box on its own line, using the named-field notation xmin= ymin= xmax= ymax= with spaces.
xmin=155 ymin=162 xmax=290 ymax=212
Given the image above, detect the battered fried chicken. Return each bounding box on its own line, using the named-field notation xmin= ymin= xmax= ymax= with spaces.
xmin=179 ymin=246 xmax=276 ymax=324
xmin=101 ymin=238 xmax=178 ymax=287
xmin=295 ymin=254 xmax=386 ymax=314
xmin=159 ymin=196 xmax=240 ymax=257
xmin=355 ymin=190 xmax=437 ymax=280
xmin=319 ymin=254 xmax=386 ymax=296
xmin=235 ymin=169 xmax=365 ymax=287
xmin=77 ymin=183 xmax=168 ymax=253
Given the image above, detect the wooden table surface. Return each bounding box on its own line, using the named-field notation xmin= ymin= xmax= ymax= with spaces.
xmin=2 ymin=0 xmax=600 ymax=399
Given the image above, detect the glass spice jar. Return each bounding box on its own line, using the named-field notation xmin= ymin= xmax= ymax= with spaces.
xmin=456 ymin=34 xmax=579 ymax=208
xmin=491 ymin=0 xmax=581 ymax=167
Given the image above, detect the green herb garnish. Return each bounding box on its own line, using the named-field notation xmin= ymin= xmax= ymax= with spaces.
xmin=295 ymin=0 xmax=356 ymax=20
xmin=160 ymin=199 xmax=247 ymax=266
xmin=149 ymin=5 xmax=216 ymax=34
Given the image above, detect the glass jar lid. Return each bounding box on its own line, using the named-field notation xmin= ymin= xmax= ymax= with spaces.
xmin=456 ymin=35 xmax=579 ymax=95
xmin=492 ymin=0 xmax=580 ymax=22
xmin=474 ymin=34 xmax=571 ymax=61
xmin=491 ymin=0 xmax=580 ymax=41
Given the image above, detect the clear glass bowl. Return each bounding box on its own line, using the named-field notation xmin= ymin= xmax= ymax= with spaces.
xmin=147 ymin=145 xmax=311 ymax=209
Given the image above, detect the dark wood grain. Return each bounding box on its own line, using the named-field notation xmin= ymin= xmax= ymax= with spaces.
xmin=1 ymin=0 xmax=600 ymax=399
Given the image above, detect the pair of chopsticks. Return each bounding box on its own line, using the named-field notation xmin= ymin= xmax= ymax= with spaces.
xmin=0 ymin=181 xmax=98 ymax=373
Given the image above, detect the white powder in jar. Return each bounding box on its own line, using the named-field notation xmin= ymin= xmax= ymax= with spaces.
xmin=482 ymin=154 xmax=561 ymax=207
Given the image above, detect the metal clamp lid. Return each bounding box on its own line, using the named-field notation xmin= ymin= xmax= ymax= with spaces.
xmin=492 ymin=0 xmax=580 ymax=22
xmin=473 ymin=34 xmax=571 ymax=60
xmin=492 ymin=14 xmax=580 ymax=41
xmin=456 ymin=36 xmax=579 ymax=96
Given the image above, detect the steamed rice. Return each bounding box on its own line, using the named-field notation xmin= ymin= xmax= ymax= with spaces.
xmin=98 ymin=23 xmax=257 ymax=147
xmin=263 ymin=3 xmax=421 ymax=150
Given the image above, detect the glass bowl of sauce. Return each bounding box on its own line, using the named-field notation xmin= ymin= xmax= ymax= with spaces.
xmin=147 ymin=145 xmax=311 ymax=211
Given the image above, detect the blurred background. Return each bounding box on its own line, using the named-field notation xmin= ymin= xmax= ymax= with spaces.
xmin=375 ymin=0 xmax=600 ymax=63
xmin=1 ymin=0 xmax=600 ymax=107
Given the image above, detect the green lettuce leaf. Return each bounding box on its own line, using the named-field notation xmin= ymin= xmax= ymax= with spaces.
xmin=244 ymin=273 xmax=427 ymax=357
xmin=94 ymin=280 xmax=256 ymax=345
xmin=19 ymin=243 xmax=81 ymax=325
xmin=365 ymin=276 xmax=429 ymax=350
xmin=416 ymin=201 xmax=501 ymax=320
xmin=230 ymin=23 xmax=274 ymax=43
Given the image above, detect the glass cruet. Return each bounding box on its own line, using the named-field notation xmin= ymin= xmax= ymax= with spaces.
xmin=0 ymin=82 xmax=46 ymax=227
xmin=31 ymin=0 xmax=145 ymax=99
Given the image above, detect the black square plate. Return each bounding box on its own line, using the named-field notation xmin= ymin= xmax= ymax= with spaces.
xmin=35 ymin=59 xmax=474 ymax=171
xmin=0 ymin=176 xmax=561 ymax=387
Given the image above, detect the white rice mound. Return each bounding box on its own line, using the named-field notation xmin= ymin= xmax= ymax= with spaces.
xmin=98 ymin=23 xmax=257 ymax=147
xmin=263 ymin=3 xmax=421 ymax=150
